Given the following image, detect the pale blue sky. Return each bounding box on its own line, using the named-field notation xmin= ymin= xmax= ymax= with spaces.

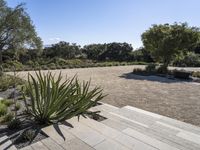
xmin=6 ymin=0 xmax=200 ymax=48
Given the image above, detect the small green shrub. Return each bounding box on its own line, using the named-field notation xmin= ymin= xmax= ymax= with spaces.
xmin=3 ymin=60 xmax=24 ymax=70
xmin=22 ymin=129 xmax=35 ymax=141
xmin=15 ymin=103 xmax=21 ymax=111
xmin=173 ymin=52 xmax=200 ymax=67
xmin=23 ymin=71 xmax=105 ymax=124
xmin=8 ymin=119 xmax=21 ymax=130
xmin=0 ymin=75 xmax=25 ymax=91
xmin=145 ymin=63 xmax=157 ymax=73
xmin=41 ymin=65 xmax=49 ymax=70
xmin=156 ymin=65 xmax=168 ymax=74
xmin=133 ymin=68 xmax=147 ymax=75
xmin=0 ymin=102 xmax=8 ymax=117
xmin=1 ymin=99 xmax=14 ymax=107
xmin=192 ymin=71 xmax=200 ymax=78
xmin=49 ymin=65 xmax=56 ymax=70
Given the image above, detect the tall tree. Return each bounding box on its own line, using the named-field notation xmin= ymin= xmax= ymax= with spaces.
xmin=142 ymin=23 xmax=200 ymax=67
xmin=44 ymin=41 xmax=81 ymax=59
xmin=0 ymin=0 xmax=42 ymax=73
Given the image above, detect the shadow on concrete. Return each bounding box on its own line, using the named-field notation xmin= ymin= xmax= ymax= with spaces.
xmin=119 ymin=72 xmax=193 ymax=83
xmin=53 ymin=123 xmax=66 ymax=141
xmin=52 ymin=121 xmax=74 ymax=141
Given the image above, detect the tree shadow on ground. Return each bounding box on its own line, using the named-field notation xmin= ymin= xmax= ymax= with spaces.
xmin=119 ymin=72 xmax=193 ymax=84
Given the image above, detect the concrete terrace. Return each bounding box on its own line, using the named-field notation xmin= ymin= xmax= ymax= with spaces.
xmin=1 ymin=103 xmax=200 ymax=150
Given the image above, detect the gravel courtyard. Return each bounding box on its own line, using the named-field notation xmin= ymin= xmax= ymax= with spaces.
xmin=14 ymin=65 xmax=200 ymax=126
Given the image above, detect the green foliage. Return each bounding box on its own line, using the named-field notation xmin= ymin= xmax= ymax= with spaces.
xmin=173 ymin=52 xmax=200 ymax=67
xmin=0 ymin=74 xmax=25 ymax=91
xmin=156 ymin=65 xmax=168 ymax=74
xmin=1 ymin=99 xmax=14 ymax=106
xmin=0 ymin=0 xmax=42 ymax=70
xmin=7 ymin=119 xmax=21 ymax=130
xmin=0 ymin=102 xmax=8 ymax=116
xmin=44 ymin=42 xmax=81 ymax=59
xmin=145 ymin=63 xmax=157 ymax=73
xmin=83 ymin=42 xmax=133 ymax=61
xmin=142 ymin=22 xmax=200 ymax=67
xmin=3 ymin=61 xmax=23 ymax=70
xmin=23 ymin=71 xmax=106 ymax=124
xmin=15 ymin=103 xmax=21 ymax=111
xmin=132 ymin=68 xmax=149 ymax=76
xmin=21 ymin=129 xmax=35 ymax=141
xmin=130 ymin=47 xmax=153 ymax=62
xmin=192 ymin=71 xmax=200 ymax=78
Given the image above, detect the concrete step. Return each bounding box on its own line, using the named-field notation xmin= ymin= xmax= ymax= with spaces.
xmin=105 ymin=105 xmax=200 ymax=150
xmin=123 ymin=128 xmax=180 ymax=150
xmin=41 ymin=138 xmax=65 ymax=150
xmin=42 ymin=124 xmax=75 ymax=145
xmin=0 ymin=135 xmax=17 ymax=150
xmin=78 ymin=117 xmax=158 ymax=150
xmin=123 ymin=105 xmax=200 ymax=135
xmin=30 ymin=141 xmax=48 ymax=150
xmin=20 ymin=146 xmax=33 ymax=150
xmin=61 ymin=117 xmax=106 ymax=147
xmin=89 ymin=102 xmax=119 ymax=113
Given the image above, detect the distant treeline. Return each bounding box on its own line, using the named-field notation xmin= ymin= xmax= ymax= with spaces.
xmin=2 ymin=39 xmax=200 ymax=70
xmin=2 ymin=42 xmax=153 ymax=63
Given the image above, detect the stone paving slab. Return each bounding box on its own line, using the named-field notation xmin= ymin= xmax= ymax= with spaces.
xmin=79 ymin=117 xmax=121 ymax=139
xmin=114 ymin=133 xmax=158 ymax=150
xmin=61 ymin=138 xmax=95 ymax=150
xmin=20 ymin=146 xmax=33 ymax=150
xmin=123 ymin=128 xmax=179 ymax=150
xmin=30 ymin=141 xmax=48 ymax=150
xmin=101 ymin=119 xmax=127 ymax=131
xmin=94 ymin=139 xmax=129 ymax=150
xmin=65 ymin=118 xmax=105 ymax=147
xmin=41 ymin=138 xmax=64 ymax=150
xmin=42 ymin=125 xmax=75 ymax=145
xmin=89 ymin=103 xmax=119 ymax=113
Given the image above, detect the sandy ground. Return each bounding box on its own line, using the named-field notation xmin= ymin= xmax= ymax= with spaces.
xmin=10 ymin=65 xmax=200 ymax=126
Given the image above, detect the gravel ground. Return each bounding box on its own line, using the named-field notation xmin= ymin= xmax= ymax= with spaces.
xmin=9 ymin=65 xmax=200 ymax=126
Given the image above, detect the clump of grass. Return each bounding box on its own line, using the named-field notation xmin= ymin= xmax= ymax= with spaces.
xmin=1 ymin=99 xmax=14 ymax=107
xmin=15 ymin=103 xmax=21 ymax=111
xmin=0 ymin=74 xmax=25 ymax=92
xmin=192 ymin=71 xmax=200 ymax=78
xmin=133 ymin=68 xmax=146 ymax=74
xmin=0 ymin=102 xmax=8 ymax=117
xmin=145 ymin=63 xmax=157 ymax=73
xmin=22 ymin=129 xmax=36 ymax=141
xmin=8 ymin=119 xmax=21 ymax=130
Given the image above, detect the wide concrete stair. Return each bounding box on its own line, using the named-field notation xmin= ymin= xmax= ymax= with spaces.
xmin=3 ymin=103 xmax=200 ymax=150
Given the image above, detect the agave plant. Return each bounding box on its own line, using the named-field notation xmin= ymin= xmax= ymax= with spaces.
xmin=23 ymin=71 xmax=105 ymax=124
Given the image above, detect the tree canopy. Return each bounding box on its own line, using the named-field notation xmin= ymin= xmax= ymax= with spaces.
xmin=44 ymin=41 xmax=81 ymax=59
xmin=0 ymin=0 xmax=42 ymax=70
xmin=141 ymin=23 xmax=200 ymax=67
xmin=83 ymin=42 xmax=133 ymax=61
